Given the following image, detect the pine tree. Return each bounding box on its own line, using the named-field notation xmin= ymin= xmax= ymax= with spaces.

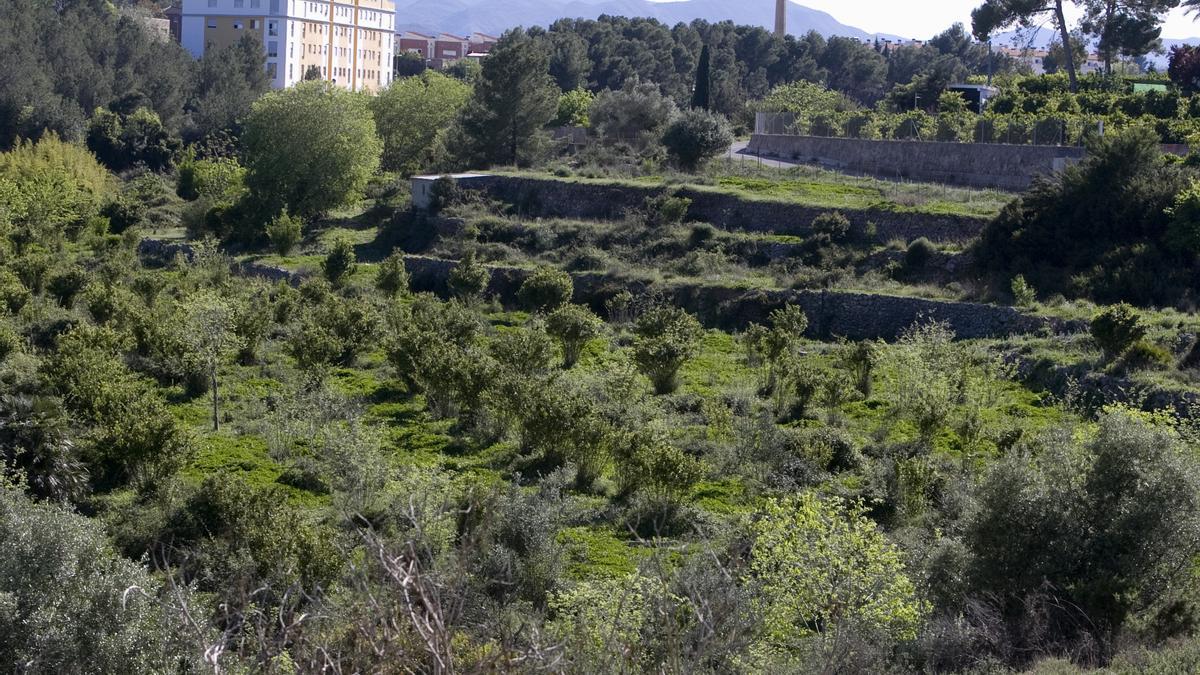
xmin=456 ymin=28 xmax=559 ymax=167
xmin=691 ymin=44 xmax=711 ymax=111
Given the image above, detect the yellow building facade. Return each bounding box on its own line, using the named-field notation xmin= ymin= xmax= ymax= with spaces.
xmin=181 ymin=0 xmax=394 ymax=91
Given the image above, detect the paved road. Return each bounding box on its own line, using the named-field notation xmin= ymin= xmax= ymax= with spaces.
xmin=723 ymin=140 xmax=800 ymax=169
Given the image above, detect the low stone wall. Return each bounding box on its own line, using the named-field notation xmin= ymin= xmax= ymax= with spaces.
xmin=404 ymin=254 xmax=1078 ymax=341
xmin=464 ymin=175 xmax=987 ymax=244
xmin=747 ymin=134 xmax=1086 ymax=191
xmin=138 ymin=240 xmax=1078 ymax=342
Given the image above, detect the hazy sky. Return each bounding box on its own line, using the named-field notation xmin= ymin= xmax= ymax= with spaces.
xmin=659 ymin=0 xmax=1200 ymax=40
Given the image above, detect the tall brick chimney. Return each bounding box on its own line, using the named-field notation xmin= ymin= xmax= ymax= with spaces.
xmin=775 ymin=0 xmax=786 ymax=37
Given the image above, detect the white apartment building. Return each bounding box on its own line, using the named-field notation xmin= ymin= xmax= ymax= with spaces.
xmin=180 ymin=0 xmax=395 ymax=91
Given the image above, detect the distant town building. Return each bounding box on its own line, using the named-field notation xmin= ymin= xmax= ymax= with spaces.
xmin=179 ymin=0 xmax=395 ymax=91
xmin=395 ymin=30 xmax=497 ymax=69
xmin=467 ymin=32 xmax=498 ymax=56
xmin=997 ymin=45 xmax=1108 ymax=76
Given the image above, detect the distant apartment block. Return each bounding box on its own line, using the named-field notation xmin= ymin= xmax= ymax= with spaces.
xmin=997 ymin=46 xmax=1106 ymax=76
xmin=396 ymin=30 xmax=497 ymax=69
xmin=179 ymin=0 xmax=395 ymax=91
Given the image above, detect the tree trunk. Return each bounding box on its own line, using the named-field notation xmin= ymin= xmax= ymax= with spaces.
xmin=1055 ymin=0 xmax=1080 ymax=92
xmin=211 ymin=368 xmax=219 ymax=432
xmin=1103 ymin=0 xmax=1116 ymax=76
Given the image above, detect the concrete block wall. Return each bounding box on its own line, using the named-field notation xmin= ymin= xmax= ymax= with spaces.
xmin=746 ymin=134 xmax=1086 ymax=191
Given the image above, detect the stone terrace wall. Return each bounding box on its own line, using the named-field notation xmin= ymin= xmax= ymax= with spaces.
xmin=747 ymin=134 xmax=1086 ymax=191
xmin=403 ymin=253 xmax=1078 ymax=341
xmin=465 ymin=175 xmax=987 ymax=244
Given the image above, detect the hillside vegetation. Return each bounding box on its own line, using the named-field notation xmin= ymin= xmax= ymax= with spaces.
xmin=5 ymin=5 xmax=1200 ymax=674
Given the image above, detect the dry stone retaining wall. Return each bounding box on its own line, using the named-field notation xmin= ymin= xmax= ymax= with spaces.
xmin=462 ymin=175 xmax=987 ymax=244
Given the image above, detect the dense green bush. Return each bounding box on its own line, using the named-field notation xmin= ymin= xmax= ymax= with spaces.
xmin=905 ymin=237 xmax=937 ymax=270
xmin=375 ymin=250 xmax=411 ymax=297
xmin=0 ymin=486 xmax=198 ymax=672
xmin=632 ymin=305 xmax=705 ymax=395
xmin=965 ymin=409 xmax=1200 ymax=656
xmin=242 ymin=81 xmax=382 ymax=220
xmin=266 ymin=211 xmax=303 ymax=256
xmin=448 ymin=250 xmax=490 ymax=300
xmin=662 ymin=109 xmax=734 ymax=172
xmin=321 ymin=238 xmax=357 ymax=289
xmin=1091 ymin=303 xmax=1146 ymax=360
xmin=546 ymin=304 xmax=602 ymax=368
xmin=976 ymin=128 xmax=1193 ymax=305
xmin=517 ymin=267 xmax=574 ymax=313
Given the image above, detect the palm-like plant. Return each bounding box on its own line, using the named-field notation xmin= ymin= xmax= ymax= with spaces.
xmin=0 ymin=394 xmax=88 ymax=502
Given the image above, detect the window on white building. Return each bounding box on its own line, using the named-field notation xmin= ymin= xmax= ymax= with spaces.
xmin=233 ymin=21 xmax=242 ymax=29
xmin=207 ymin=18 xmax=217 ymax=27
xmin=233 ymin=0 xmax=242 ymax=8
xmin=250 ymin=19 xmax=259 ymax=28
xmin=267 ymin=41 xmax=277 ymax=57
xmin=268 ymin=21 xmax=277 ymax=36
xmin=250 ymin=0 xmax=260 ymax=6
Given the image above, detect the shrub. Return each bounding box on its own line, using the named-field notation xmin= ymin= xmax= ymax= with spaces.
xmin=321 ymin=237 xmax=357 ymax=288
xmin=1114 ymin=340 xmax=1174 ymax=373
xmin=843 ymin=340 xmax=881 ymax=398
xmin=632 ymin=305 xmax=705 ymax=395
xmin=1010 ymin=274 xmax=1036 ymax=307
xmin=784 ymin=359 xmax=827 ymax=420
xmin=812 ymin=211 xmax=851 ymax=242
xmin=904 ymin=237 xmax=937 ymax=270
xmin=99 ymin=194 xmax=145 ymax=234
xmin=0 ymin=486 xmax=196 ymax=672
xmin=448 ymin=250 xmax=490 ymax=300
xmin=546 ymin=304 xmax=602 ymax=368
xmin=46 ymin=266 xmax=89 ymax=307
xmin=662 ymin=109 xmax=734 ymax=172
xmin=266 ymin=211 xmax=303 ymax=256
xmin=643 ymin=192 xmax=692 ymax=228
xmin=590 ymin=82 xmax=678 ymax=146
xmin=1166 ymin=179 xmax=1200 ymax=254
xmin=0 ymin=319 xmax=18 ymax=361
xmin=517 ymin=267 xmax=573 ymax=313
xmin=966 ymin=408 xmax=1200 ymax=653
xmin=614 ymin=426 xmax=703 ymax=499
xmin=176 ymin=156 xmax=246 ymax=203
xmin=605 ymin=290 xmax=634 ymax=324
xmin=1091 ymin=303 xmax=1146 ymax=360
xmin=0 ymin=269 xmax=31 ymax=314
xmin=428 ymin=175 xmax=462 ymax=214
xmin=0 ymin=394 xmax=88 ymax=502
xmin=375 ymin=250 xmax=410 ymax=297
xmin=744 ymin=304 xmax=809 ymax=396
xmin=751 ymin=493 xmax=926 ymax=654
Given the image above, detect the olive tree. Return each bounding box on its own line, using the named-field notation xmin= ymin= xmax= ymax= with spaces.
xmin=546 ymin=304 xmax=601 ymax=369
xmin=662 ymin=109 xmax=734 ymax=172
xmin=632 ymin=305 xmax=705 ymax=395
xmin=0 ymin=486 xmax=201 ymax=672
xmin=181 ymin=291 xmax=242 ymax=431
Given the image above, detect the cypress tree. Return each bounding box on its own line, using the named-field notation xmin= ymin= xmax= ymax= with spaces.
xmin=691 ymin=45 xmax=711 ymax=111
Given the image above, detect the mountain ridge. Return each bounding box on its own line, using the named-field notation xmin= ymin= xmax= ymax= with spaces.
xmin=395 ymin=0 xmax=904 ymax=42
